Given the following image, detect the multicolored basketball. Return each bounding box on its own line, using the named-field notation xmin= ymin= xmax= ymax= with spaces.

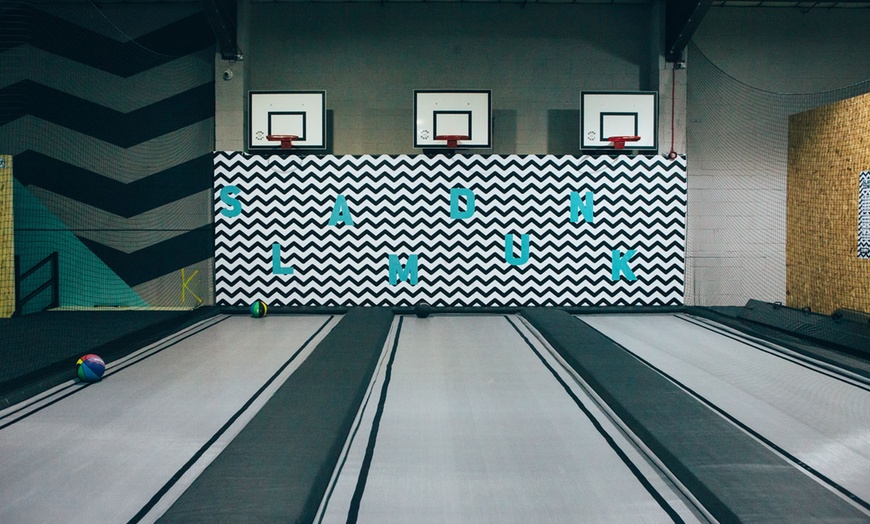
xmin=76 ymin=354 xmax=105 ymax=383
xmin=250 ymin=300 xmax=268 ymax=318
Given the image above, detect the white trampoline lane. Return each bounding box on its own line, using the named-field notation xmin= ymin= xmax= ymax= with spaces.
xmin=319 ymin=315 xmax=704 ymax=523
xmin=0 ymin=315 xmax=336 ymax=524
xmin=579 ymin=313 xmax=870 ymax=511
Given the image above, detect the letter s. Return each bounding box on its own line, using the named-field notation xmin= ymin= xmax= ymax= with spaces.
xmin=219 ymin=185 xmax=242 ymax=217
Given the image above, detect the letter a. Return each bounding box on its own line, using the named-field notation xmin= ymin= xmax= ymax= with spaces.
xmin=611 ymin=249 xmax=637 ymax=281
xmin=329 ymin=195 xmax=354 ymax=226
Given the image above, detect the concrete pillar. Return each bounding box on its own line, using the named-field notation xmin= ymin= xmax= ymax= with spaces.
xmin=649 ymin=0 xmax=687 ymax=158
xmin=659 ymin=57 xmax=687 ymax=158
xmin=214 ymin=0 xmax=250 ymax=153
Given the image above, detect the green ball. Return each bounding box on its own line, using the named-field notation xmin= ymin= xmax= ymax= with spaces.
xmin=250 ymin=300 xmax=268 ymax=318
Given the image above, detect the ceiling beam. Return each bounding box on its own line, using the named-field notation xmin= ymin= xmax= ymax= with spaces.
xmin=665 ymin=0 xmax=712 ymax=63
xmin=202 ymin=0 xmax=241 ymax=61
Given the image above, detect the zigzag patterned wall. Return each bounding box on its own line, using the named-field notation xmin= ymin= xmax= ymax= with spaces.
xmin=215 ymin=153 xmax=687 ymax=307
xmin=861 ymin=171 xmax=870 ymax=259
xmin=0 ymin=3 xmax=215 ymax=311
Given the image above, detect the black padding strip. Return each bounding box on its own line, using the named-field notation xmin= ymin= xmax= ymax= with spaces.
xmin=521 ymin=307 xmax=867 ymax=522
xmin=156 ymin=307 xmax=394 ymax=523
xmin=690 ymin=305 xmax=870 ymax=376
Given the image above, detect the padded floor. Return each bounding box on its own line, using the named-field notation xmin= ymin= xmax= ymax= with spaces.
xmin=317 ymin=315 xmax=703 ymax=523
xmin=0 ymin=314 xmax=337 ymax=523
xmin=2 ymin=311 xmax=868 ymax=522
xmin=580 ymin=313 xmax=870 ymax=510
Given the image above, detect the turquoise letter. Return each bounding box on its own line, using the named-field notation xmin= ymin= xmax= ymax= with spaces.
xmin=389 ymin=254 xmax=418 ymax=285
xmin=450 ymin=188 xmax=476 ymax=220
xmin=611 ymin=249 xmax=637 ymax=281
xmin=329 ymin=195 xmax=354 ymax=226
xmin=219 ymin=185 xmax=242 ymax=217
xmin=504 ymin=234 xmax=530 ymax=266
xmin=272 ymin=243 xmax=294 ymax=275
xmin=570 ymin=191 xmax=594 ymax=223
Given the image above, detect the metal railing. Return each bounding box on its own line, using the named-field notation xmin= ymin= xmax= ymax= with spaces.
xmin=14 ymin=252 xmax=59 ymax=315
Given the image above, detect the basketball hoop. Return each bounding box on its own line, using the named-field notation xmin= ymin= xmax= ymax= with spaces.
xmin=266 ymin=134 xmax=299 ymax=149
xmin=435 ymin=135 xmax=469 ymax=149
xmin=606 ymin=136 xmax=641 ymax=150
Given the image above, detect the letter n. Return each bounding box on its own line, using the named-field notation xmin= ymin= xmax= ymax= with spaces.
xmin=570 ymin=191 xmax=594 ymax=223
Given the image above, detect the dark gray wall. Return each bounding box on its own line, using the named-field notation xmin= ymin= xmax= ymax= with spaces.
xmin=245 ymin=3 xmax=653 ymax=154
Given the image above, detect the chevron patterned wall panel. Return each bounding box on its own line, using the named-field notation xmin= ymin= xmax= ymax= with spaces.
xmin=0 ymin=3 xmax=215 ymax=312
xmin=215 ymin=153 xmax=687 ymax=307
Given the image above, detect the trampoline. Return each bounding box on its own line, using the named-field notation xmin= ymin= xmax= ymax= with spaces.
xmin=1 ymin=308 xmax=869 ymax=523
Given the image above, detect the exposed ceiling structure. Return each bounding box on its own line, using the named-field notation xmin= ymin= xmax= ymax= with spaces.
xmin=714 ymin=1 xmax=870 ymax=6
xmin=202 ymin=0 xmax=868 ymax=62
xmin=666 ymin=0 xmax=710 ymax=63
xmin=203 ymin=0 xmax=241 ymax=60
xmin=24 ymin=0 xmax=869 ymax=6
xmin=23 ymin=0 xmax=866 ymax=62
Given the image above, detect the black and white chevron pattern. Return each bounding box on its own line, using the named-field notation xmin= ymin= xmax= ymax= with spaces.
xmin=1 ymin=3 xmax=215 ymax=308
xmin=214 ymin=153 xmax=687 ymax=307
xmin=860 ymin=171 xmax=870 ymax=259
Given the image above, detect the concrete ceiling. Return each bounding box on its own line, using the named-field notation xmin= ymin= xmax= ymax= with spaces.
xmin=714 ymin=1 xmax=870 ymax=6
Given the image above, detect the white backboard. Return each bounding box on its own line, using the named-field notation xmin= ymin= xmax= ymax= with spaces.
xmin=249 ymin=91 xmax=326 ymax=150
xmin=581 ymin=91 xmax=658 ymax=150
xmin=414 ymin=90 xmax=491 ymax=149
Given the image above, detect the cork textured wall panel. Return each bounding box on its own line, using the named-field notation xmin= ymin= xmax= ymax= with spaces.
xmin=787 ymin=92 xmax=870 ymax=314
xmin=0 ymin=155 xmax=13 ymax=318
